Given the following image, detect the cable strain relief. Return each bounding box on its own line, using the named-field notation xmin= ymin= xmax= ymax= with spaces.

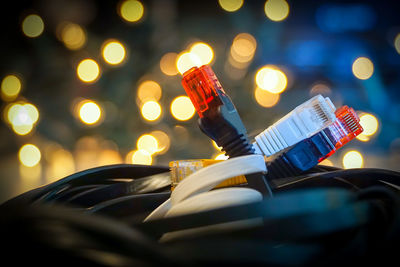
xmin=266 ymin=154 xmax=300 ymax=180
xmin=221 ymin=134 xmax=255 ymax=158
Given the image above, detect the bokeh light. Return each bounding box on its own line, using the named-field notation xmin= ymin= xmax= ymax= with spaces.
xmin=137 ymin=134 xmax=159 ymax=155
xmin=342 ymin=150 xmax=364 ymax=169
xmin=59 ymin=22 xmax=86 ymax=50
xmin=218 ymin=0 xmax=244 ymax=12
xmin=176 ymin=52 xmax=202 ymax=75
xmin=230 ymin=33 xmax=257 ymax=64
xmin=131 ymin=149 xmax=152 ymax=165
xmin=19 ymin=144 xmax=41 ymax=167
xmin=190 ymin=42 xmax=214 ymax=65
xmin=395 ymin=33 xmax=400 ymax=54
xmin=141 ymin=100 xmax=162 ymax=121
xmin=1 ymin=75 xmax=22 ymax=101
xmin=160 ymin=53 xmax=179 ymax=76
xmin=264 ymin=0 xmax=290 ymax=22
xmin=46 ymin=148 xmax=75 ymax=183
xmin=119 ymin=0 xmax=144 ymax=23
xmin=319 ymin=158 xmax=334 ymax=166
xmin=255 ymin=66 xmax=288 ymax=94
xmin=98 ymin=149 xmax=123 ymax=165
xmin=352 ymin=57 xmax=374 ymax=80
xmin=170 ymin=96 xmax=196 ymax=121
xmin=254 ymin=87 xmax=280 ymax=108
xmin=151 ymin=130 xmax=170 ymax=155
xmin=357 ymin=113 xmax=379 ymax=141
xmin=214 ymin=152 xmax=229 ymax=160
xmin=102 ymin=40 xmax=127 ymax=65
xmin=7 ymin=103 xmax=39 ymax=135
xmin=137 ymin=81 xmax=162 ymax=102
xmin=77 ymin=59 xmax=100 ymax=83
xmin=78 ymin=100 xmax=102 ymax=125
xmin=310 ymin=83 xmax=332 ymax=96
xmin=22 ymin=14 xmax=44 ymax=38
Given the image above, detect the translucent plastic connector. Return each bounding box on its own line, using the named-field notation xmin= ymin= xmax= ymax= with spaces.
xmin=253 ymin=95 xmax=337 ymax=157
xmin=169 ymin=159 xmax=247 ymax=190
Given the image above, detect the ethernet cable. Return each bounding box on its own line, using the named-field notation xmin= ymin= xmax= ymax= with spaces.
xmin=253 ymin=94 xmax=337 ymax=157
xmin=267 ymin=105 xmax=363 ymax=179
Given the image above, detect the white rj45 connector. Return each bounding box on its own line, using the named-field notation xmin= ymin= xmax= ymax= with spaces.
xmin=253 ymin=94 xmax=336 ymax=157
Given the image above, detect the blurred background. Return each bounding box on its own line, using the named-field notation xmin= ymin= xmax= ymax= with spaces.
xmin=1 ymin=0 xmax=399 ymax=202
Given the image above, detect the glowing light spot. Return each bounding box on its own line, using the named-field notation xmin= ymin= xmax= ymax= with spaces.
xmin=7 ymin=103 xmax=39 ymax=135
xmin=59 ymin=22 xmax=86 ymax=50
xmin=131 ymin=149 xmax=152 ymax=165
xmin=357 ymin=113 xmax=378 ymax=141
xmin=1 ymin=75 xmax=22 ymax=101
xmin=319 ymin=159 xmax=333 ymax=166
xmin=19 ymin=144 xmax=41 ymax=167
xmin=352 ymin=57 xmax=374 ymax=80
xmin=46 ymin=149 xmax=75 ymax=182
xmin=254 ymin=87 xmax=280 ymax=108
xmin=141 ymin=100 xmax=162 ymax=121
xmin=160 ymin=53 xmax=179 ymax=76
xmin=230 ymin=33 xmax=257 ymax=64
xmin=310 ymin=83 xmax=331 ymax=96
xmin=102 ymin=40 xmax=126 ymax=65
xmin=137 ymin=81 xmax=162 ymax=102
xmin=214 ymin=152 xmax=229 ymax=160
xmin=342 ymin=150 xmax=364 ymax=169
xmin=218 ymin=0 xmax=244 ymax=12
xmin=170 ymin=96 xmax=196 ymax=121
xmin=264 ymin=0 xmax=290 ymax=22
xmin=190 ymin=42 xmax=214 ymax=65
xmin=98 ymin=149 xmax=123 ymax=165
xmin=78 ymin=100 xmax=102 ymax=125
xmin=22 ymin=14 xmax=44 ymax=38
xmin=77 ymin=59 xmax=100 ymax=83
xmin=176 ymin=52 xmax=202 ymax=75
xmin=119 ymin=0 xmax=144 ymax=23
xmin=255 ymin=66 xmax=287 ymax=94
xmin=394 ymin=33 xmax=400 ymax=54
xmin=151 ymin=130 xmax=170 ymax=154
xmin=137 ymin=134 xmax=159 ymax=155
xmin=212 ymin=140 xmax=222 ymax=151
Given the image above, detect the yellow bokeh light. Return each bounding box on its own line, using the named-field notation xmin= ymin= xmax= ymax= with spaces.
xmin=356 ymin=113 xmax=378 ymax=141
xmin=170 ymin=96 xmax=196 ymax=121
xmin=46 ymin=149 xmax=75 ymax=183
xmin=131 ymin=149 xmax=152 ymax=165
xmin=395 ymin=33 xmax=400 ymax=54
xmin=264 ymin=0 xmax=290 ymax=22
xmin=137 ymin=80 xmax=162 ymax=102
xmin=230 ymin=33 xmax=257 ymax=63
xmin=22 ymin=14 xmax=44 ymax=38
xmin=141 ymin=100 xmax=162 ymax=121
xmin=119 ymin=0 xmax=144 ymax=22
xmin=77 ymin=59 xmax=100 ymax=83
xmin=19 ymin=144 xmax=41 ymax=167
xmin=1 ymin=75 xmax=22 ymax=101
xmin=214 ymin=152 xmax=229 ymax=160
xmin=151 ymin=130 xmax=170 ymax=154
xmin=218 ymin=0 xmax=244 ymax=12
xmin=342 ymin=150 xmax=364 ymax=169
xmin=190 ymin=42 xmax=214 ymax=65
xmin=7 ymin=102 xmax=39 ymax=135
xmin=176 ymin=52 xmax=202 ymax=75
xmin=352 ymin=57 xmax=374 ymax=80
xmin=98 ymin=149 xmax=123 ymax=165
xmin=255 ymin=66 xmax=287 ymax=94
xmin=212 ymin=140 xmax=222 ymax=151
xmin=102 ymin=40 xmax=127 ymax=65
xmin=137 ymin=134 xmax=159 ymax=155
xmin=78 ymin=100 xmax=102 ymax=125
xmin=254 ymin=87 xmax=280 ymax=108
xmin=319 ymin=158 xmax=333 ymax=167
xmin=160 ymin=53 xmax=179 ymax=76
xmin=60 ymin=22 xmax=86 ymax=50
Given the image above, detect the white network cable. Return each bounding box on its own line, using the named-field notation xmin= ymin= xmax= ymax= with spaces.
xmin=253 ymin=94 xmax=336 ymax=157
xmin=144 ymin=154 xmax=266 ymax=222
